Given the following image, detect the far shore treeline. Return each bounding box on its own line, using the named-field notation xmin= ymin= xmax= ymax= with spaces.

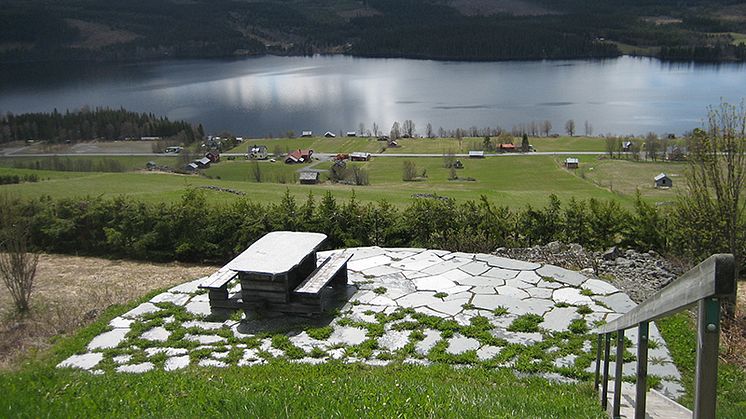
xmin=0 ymin=108 xmax=202 ymax=145
xmin=1 ymin=189 xmax=742 ymax=275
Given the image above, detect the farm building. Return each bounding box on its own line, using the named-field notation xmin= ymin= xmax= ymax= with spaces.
xmin=248 ymin=145 xmax=268 ymax=160
xmin=301 ymin=131 xmax=313 ymax=137
xmin=194 ymin=157 xmax=211 ymax=168
xmin=388 ymin=140 xmax=399 ymax=147
xmin=299 ymin=171 xmax=320 ymax=184
xmin=184 ymin=162 xmax=199 ymax=172
xmin=346 ymin=131 xmax=357 ymax=137
xmin=206 ymin=151 xmax=220 ymax=163
xmin=622 ymin=141 xmax=633 ymax=151
xmin=285 ymin=149 xmax=314 ymax=164
xmin=350 ymin=152 xmax=371 ymax=162
xmin=564 ymin=157 xmax=579 ymax=169
xmin=146 ymin=161 xmax=157 ymax=171
xmin=324 ymin=131 xmax=336 ymax=138
xmin=468 ymin=150 xmax=485 ymax=158
xmin=499 ymin=143 xmax=516 ymax=152
xmin=654 ymin=173 xmax=673 ymax=188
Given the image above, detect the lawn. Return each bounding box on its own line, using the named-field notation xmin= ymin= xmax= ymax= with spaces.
xmin=0 ymin=155 xmax=690 ymax=208
xmin=0 ymin=291 xmax=605 ymax=418
xmin=227 ymin=136 xmax=609 ymax=154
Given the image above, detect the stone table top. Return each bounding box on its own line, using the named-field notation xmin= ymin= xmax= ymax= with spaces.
xmin=226 ymin=231 xmax=326 ymax=276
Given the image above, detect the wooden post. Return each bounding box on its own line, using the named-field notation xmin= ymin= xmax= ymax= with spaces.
xmin=601 ymin=333 xmax=611 ymax=410
xmin=635 ymin=321 xmax=649 ymax=419
xmin=694 ymin=297 xmax=720 ymax=418
xmin=594 ymin=334 xmax=602 ymax=390
xmin=613 ymin=330 xmax=625 ymax=418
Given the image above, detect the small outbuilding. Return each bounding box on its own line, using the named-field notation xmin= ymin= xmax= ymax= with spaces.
xmin=299 ymin=171 xmax=320 ymax=184
xmin=654 ymin=173 xmax=672 ymax=188
xmin=499 ymin=143 xmax=516 ymax=152
xmin=468 ymin=150 xmax=485 ymax=158
xmin=324 ymin=131 xmax=337 ymax=138
xmin=184 ymin=162 xmax=199 ymax=172
xmin=350 ymin=152 xmax=371 ymax=162
xmin=195 ymin=157 xmax=211 ymax=168
xmin=301 ymin=131 xmax=313 ymax=137
xmin=564 ymin=157 xmax=579 ymax=169
xmin=206 ymin=151 xmax=220 ymax=163
xmin=346 ymin=131 xmax=357 ymax=137
xmin=146 ymin=161 xmax=157 ymax=171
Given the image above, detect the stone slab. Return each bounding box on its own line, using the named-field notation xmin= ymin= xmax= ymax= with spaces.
xmin=57 ymin=353 xmax=104 ymax=370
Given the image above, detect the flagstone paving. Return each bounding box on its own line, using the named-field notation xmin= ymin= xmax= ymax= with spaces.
xmin=57 ymin=247 xmax=684 ymax=399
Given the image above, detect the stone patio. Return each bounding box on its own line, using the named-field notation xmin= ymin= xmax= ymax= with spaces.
xmin=57 ymin=247 xmax=684 ymax=399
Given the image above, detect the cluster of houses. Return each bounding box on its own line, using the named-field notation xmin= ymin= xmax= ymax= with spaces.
xmin=184 ymin=151 xmax=220 ymax=172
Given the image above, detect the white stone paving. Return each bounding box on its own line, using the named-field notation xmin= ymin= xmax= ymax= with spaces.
xmin=58 ymin=247 xmax=682 ymax=400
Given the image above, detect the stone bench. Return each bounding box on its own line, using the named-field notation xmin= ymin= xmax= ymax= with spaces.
xmin=198 ymin=267 xmax=238 ymax=306
xmin=292 ymin=253 xmax=352 ymax=312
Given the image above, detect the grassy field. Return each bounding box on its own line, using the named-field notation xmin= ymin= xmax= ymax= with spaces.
xmin=0 ymin=155 xmax=687 ymax=208
xmin=0 ymin=155 xmax=181 ymax=171
xmin=0 ymin=290 xmax=605 ymax=418
xmin=228 ymin=136 xmax=609 ymax=154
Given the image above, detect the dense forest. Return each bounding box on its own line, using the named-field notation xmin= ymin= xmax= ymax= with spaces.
xmin=1 ymin=0 xmax=745 ymax=63
xmin=0 ymin=108 xmax=202 ymax=144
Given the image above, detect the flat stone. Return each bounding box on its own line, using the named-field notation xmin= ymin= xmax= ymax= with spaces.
xmin=57 ymin=352 xmax=104 ymax=370
xmin=493 ymin=330 xmax=543 ymax=345
xmin=368 ymin=295 xmax=398 ymax=307
xmin=113 ymin=355 xmax=132 ymax=364
xmin=553 ymin=288 xmax=593 ymax=306
xmin=397 ymin=291 xmax=440 ymax=308
xmin=169 ymin=277 xmax=205 ymax=294
xmin=476 ymin=345 xmax=501 ymax=361
xmin=459 ymin=261 xmax=490 ymax=276
xmin=198 ymin=359 xmax=228 ymax=368
xmin=504 ymin=278 xmax=534 ymax=290
xmin=415 ymin=329 xmax=441 ymax=355
xmin=150 ymin=292 xmax=190 ymax=306
xmin=145 ymin=347 xmax=188 ymax=357
xmin=520 ymin=298 xmax=555 ymax=316
xmin=185 ymin=300 xmax=212 ymax=316
xmin=185 ymin=334 xmax=226 ymax=344
xmin=495 ymin=286 xmax=530 ymax=299
xmin=328 ymin=326 xmax=368 ymax=346
xmin=164 ymin=355 xmax=190 ymax=371
xmin=515 ymin=270 xmax=542 ymax=284
xmin=543 ymin=307 xmax=579 ymax=332
xmin=536 ymin=278 xmax=563 ymax=289
xmin=361 ymin=265 xmax=400 ymax=277
xmin=439 ymin=268 xmax=474 ymax=283
xmin=415 ymin=306 xmax=450 ymax=318
xmin=536 ymin=265 xmax=587 ymax=287
xmin=527 ymin=287 xmax=553 ymax=299
xmin=88 ymin=328 xmax=129 ymax=350
xmin=457 ymin=276 xmax=505 ymax=287
xmin=141 ymin=327 xmax=170 ymax=342
xmin=191 ymin=293 xmax=210 ymax=302
xmin=348 ymin=254 xmax=392 ymax=272
xmin=347 ymin=247 xmax=385 ymax=261
xmin=595 ymin=293 xmax=637 ymax=313
xmin=472 ymin=286 xmax=496 ymax=294
xmin=482 ymin=268 xmax=518 ymax=280
xmin=477 ymin=255 xmax=541 ymax=271
xmin=442 ymin=292 xmax=473 ymax=301
xmin=446 ymin=334 xmax=480 ymax=354
xmin=378 ymin=330 xmax=410 ymax=351
xmin=212 ymin=351 xmax=229 ymax=359
xmin=117 ymin=362 xmax=154 ymax=373
xmin=428 ymin=298 xmax=471 ymax=316
xmin=413 ymin=275 xmax=457 ymax=291
xmin=390 ymin=252 xmax=443 ymax=271
xmin=421 ymin=259 xmax=471 ymax=276
xmin=122 ymin=303 xmax=159 ymax=319
xmin=472 ymin=294 xmax=516 ymax=311
xmin=109 ymin=317 xmax=134 ymax=328
xmin=581 ymin=278 xmax=619 ymax=296
xmin=553 ymin=354 xmax=577 ymax=368
xmin=183 ymin=320 xmax=225 ymax=330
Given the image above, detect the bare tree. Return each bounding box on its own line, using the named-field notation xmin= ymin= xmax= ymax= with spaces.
xmin=372 ymin=122 xmax=379 ymax=137
xmin=565 ymin=119 xmax=575 ymax=136
xmin=402 ymin=120 xmax=416 ymax=137
xmin=584 ymin=120 xmax=593 ymax=136
xmin=605 ymin=136 xmax=618 ymax=158
xmin=426 ymin=122 xmax=433 ymax=138
xmin=541 ymin=120 xmax=552 ymax=136
xmin=390 ymin=121 xmax=401 ymax=140
xmin=645 ymin=132 xmax=660 ymax=161
xmin=402 ymin=160 xmax=417 ymax=181
xmin=0 ymin=223 xmax=39 ymax=313
xmin=683 ymin=101 xmax=746 ymax=321
xmin=359 ymin=122 xmax=365 ymax=137
xmin=438 ymin=127 xmax=446 ymax=138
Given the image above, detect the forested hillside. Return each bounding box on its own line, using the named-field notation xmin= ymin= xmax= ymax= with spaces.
xmin=1 ymin=0 xmax=745 ymax=62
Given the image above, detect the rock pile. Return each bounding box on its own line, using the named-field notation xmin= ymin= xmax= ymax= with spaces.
xmin=494 ymin=242 xmax=684 ymax=303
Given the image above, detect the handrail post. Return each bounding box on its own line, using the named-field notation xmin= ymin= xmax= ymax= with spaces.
xmin=594 ymin=334 xmax=602 ymax=390
xmin=694 ymin=297 xmax=720 ymax=418
xmin=613 ymin=330 xmax=625 ymax=418
xmin=635 ymin=321 xmax=649 ymax=419
xmin=601 ymin=333 xmax=611 ymax=410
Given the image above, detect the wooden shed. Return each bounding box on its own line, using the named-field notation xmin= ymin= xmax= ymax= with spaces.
xmin=654 ymin=173 xmax=672 ymax=188
xmin=299 ymin=171 xmax=320 ymax=184
xmin=564 ymin=157 xmax=579 ymax=169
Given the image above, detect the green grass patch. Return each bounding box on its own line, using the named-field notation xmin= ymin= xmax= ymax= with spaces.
xmin=508 ymin=314 xmax=545 ymax=333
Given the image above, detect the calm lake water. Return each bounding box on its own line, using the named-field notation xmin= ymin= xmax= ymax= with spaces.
xmin=1 ymin=55 xmax=745 ymax=136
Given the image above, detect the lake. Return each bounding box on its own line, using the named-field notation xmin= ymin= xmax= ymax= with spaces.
xmin=1 ymin=55 xmax=745 ymax=137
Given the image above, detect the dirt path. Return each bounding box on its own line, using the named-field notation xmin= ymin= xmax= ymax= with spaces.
xmin=0 ymin=253 xmax=217 ymax=370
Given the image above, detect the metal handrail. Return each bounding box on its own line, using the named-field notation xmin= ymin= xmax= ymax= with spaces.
xmin=592 ymin=253 xmax=736 ymax=419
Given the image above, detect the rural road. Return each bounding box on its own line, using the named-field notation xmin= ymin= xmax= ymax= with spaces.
xmin=1 ymin=151 xmax=614 ymax=158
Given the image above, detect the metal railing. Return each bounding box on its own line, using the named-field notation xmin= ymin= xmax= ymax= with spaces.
xmin=593 ymin=253 xmax=736 ymax=418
